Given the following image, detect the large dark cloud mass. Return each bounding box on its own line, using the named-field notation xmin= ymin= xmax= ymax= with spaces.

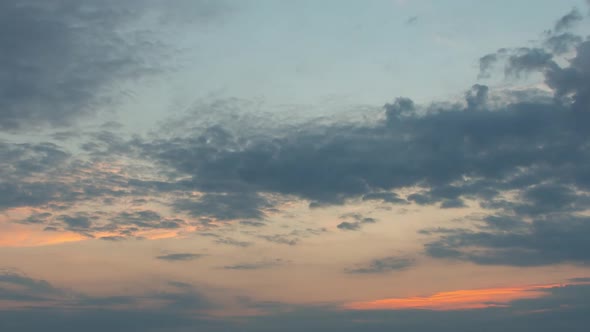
xmin=1 ymin=5 xmax=589 ymax=265
xmin=139 ymin=41 xmax=589 ymax=209
xmin=129 ymin=9 xmax=590 ymax=265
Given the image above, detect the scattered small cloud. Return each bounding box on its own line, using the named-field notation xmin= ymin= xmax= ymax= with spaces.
xmin=222 ymin=259 xmax=288 ymax=270
xmin=347 ymin=257 xmax=414 ymax=274
xmin=156 ymin=253 xmax=206 ymax=262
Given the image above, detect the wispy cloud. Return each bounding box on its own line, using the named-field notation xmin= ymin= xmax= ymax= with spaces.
xmin=346 ymin=257 xmax=414 ymax=274
xmin=222 ymin=259 xmax=288 ymax=270
xmin=156 ymin=253 xmax=206 ymax=262
xmin=344 ymin=282 xmax=583 ymax=311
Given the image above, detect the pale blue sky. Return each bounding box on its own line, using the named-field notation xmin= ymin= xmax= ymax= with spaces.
xmin=116 ymin=0 xmax=589 ymax=131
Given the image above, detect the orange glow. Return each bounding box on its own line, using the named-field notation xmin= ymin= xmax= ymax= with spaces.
xmin=0 ymin=223 xmax=86 ymax=247
xmin=0 ymin=207 xmax=201 ymax=247
xmin=141 ymin=230 xmax=184 ymax=240
xmin=0 ymin=211 xmax=86 ymax=247
xmin=344 ymin=283 xmax=566 ymax=311
xmin=0 ymin=222 xmax=197 ymax=247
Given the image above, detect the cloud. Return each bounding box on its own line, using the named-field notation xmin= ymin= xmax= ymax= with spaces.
xmin=424 ymin=214 xmax=590 ymax=266
xmin=465 ymin=84 xmax=489 ymax=111
xmin=140 ymin=70 xmax=588 ymax=214
xmin=545 ymin=33 xmax=583 ymax=54
xmin=10 ymin=26 xmax=588 ymax=247
xmin=336 ymin=221 xmax=362 ymax=231
xmin=0 ymin=270 xmax=64 ymax=302
xmin=174 ymin=193 xmax=272 ymax=220
xmin=215 ymin=237 xmax=254 ymax=247
xmin=99 ymin=236 xmax=127 ymax=242
xmin=129 ymin=17 xmax=590 ymax=263
xmin=337 ymin=213 xmax=378 ymax=231
xmin=0 ymin=0 xmax=232 ymax=131
xmin=478 ymin=52 xmax=500 ymax=79
xmin=110 ymin=210 xmax=186 ymax=230
xmin=258 ymin=234 xmax=298 ymax=246
xmin=0 ymin=270 xmax=218 ymax=331
xmin=223 ymin=259 xmax=287 ymax=270
xmin=505 ymin=48 xmax=555 ymax=77
xmin=1 ymin=3 xmax=589 ymax=275
xmin=0 ymin=1 xmax=154 ymax=130
xmin=58 ymin=214 xmax=94 ymax=230
xmin=405 ymin=16 xmax=418 ymax=25
xmin=156 ymin=253 xmax=206 ymax=262
xmin=0 ymin=270 xmax=213 ymax=311
xmin=362 ymin=192 xmax=408 ymax=204
xmin=347 ymin=257 xmax=414 ymax=274
xmin=239 ymin=220 xmax=267 ymax=227
xmin=198 ymin=232 xmax=254 ymax=247
xmin=554 ymin=8 xmax=583 ymax=32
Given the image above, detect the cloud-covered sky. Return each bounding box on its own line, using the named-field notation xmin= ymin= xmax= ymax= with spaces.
xmin=2 ymin=0 xmax=590 ymax=330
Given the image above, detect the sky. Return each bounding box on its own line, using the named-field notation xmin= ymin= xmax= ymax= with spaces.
xmin=1 ymin=0 xmax=590 ymax=331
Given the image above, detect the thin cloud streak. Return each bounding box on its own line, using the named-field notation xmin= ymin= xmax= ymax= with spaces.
xmin=344 ymin=282 xmax=590 ymax=311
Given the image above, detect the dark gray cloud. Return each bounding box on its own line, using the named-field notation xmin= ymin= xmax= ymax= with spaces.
xmin=337 ymin=213 xmax=378 ymax=231
xmin=258 ymin=234 xmax=299 ymax=246
xmin=156 ymin=253 xmax=206 ymax=262
xmin=215 ymin=237 xmax=254 ymax=248
xmin=408 ymin=17 xmax=590 ymax=266
xmin=362 ymin=192 xmax=408 ymax=204
xmin=465 ymin=84 xmax=489 ymax=111
xmin=236 ymin=226 xmax=326 ymax=247
xmin=406 ymin=16 xmax=418 ymax=25
xmin=336 ymin=221 xmax=362 ymax=231
xmin=478 ymin=52 xmax=501 ymax=79
xmin=99 ymin=236 xmax=127 ymax=242
xmin=0 ymin=142 xmax=77 ymax=211
xmin=18 ymin=212 xmax=53 ymax=225
xmin=15 ymin=207 xmax=188 ymax=240
xmin=142 ymin=83 xmax=588 ymax=212
xmin=424 ymin=215 xmax=590 ymax=266
xmin=239 ymin=220 xmax=267 ymax=227
xmin=0 ymin=142 xmax=70 ymax=179
xmin=554 ymin=8 xmax=583 ymax=32
xmin=0 ymin=139 xmax=197 ymax=238
xmin=58 ymin=214 xmax=94 ymax=229
xmin=505 ymin=48 xmax=555 ymax=77
xmin=198 ymin=233 xmax=254 ymax=248
xmin=0 ymin=270 xmax=64 ymax=302
xmin=0 ymin=139 xmax=145 ymax=214
xmin=174 ymin=193 xmax=272 ymax=220
xmin=545 ymin=33 xmax=583 ymax=54
xmin=0 ymin=270 xmax=220 ymax=331
xmin=0 ymin=1 xmax=155 ymax=130
xmin=150 ymin=26 xmax=590 ymax=264
xmin=346 ymin=257 xmax=414 ymax=274
xmin=111 ymin=210 xmax=185 ymax=230
xmin=0 ymin=0 xmax=231 ymax=131
xmin=111 ymin=31 xmax=589 ymax=248
xmin=223 ymin=259 xmax=287 ymax=270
